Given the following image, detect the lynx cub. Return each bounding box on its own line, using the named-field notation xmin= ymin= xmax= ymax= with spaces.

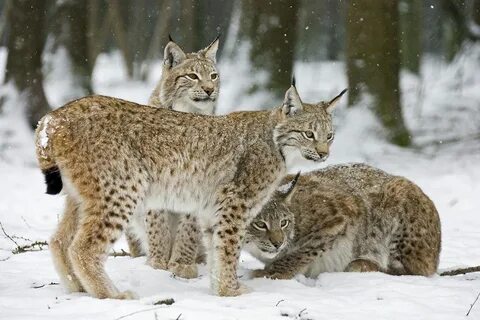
xmin=125 ymin=36 xmax=219 ymax=279
xmin=35 ymin=83 xmax=346 ymax=299
xmin=246 ymin=163 xmax=441 ymax=279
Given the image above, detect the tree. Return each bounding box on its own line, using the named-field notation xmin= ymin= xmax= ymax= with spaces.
xmin=400 ymin=0 xmax=423 ymax=73
xmin=241 ymin=0 xmax=298 ymax=101
xmin=55 ymin=0 xmax=93 ymax=95
xmin=3 ymin=0 xmax=50 ymax=128
xmin=346 ymin=0 xmax=411 ymax=146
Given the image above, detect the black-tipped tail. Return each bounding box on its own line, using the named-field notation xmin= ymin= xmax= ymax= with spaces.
xmin=43 ymin=167 xmax=63 ymax=195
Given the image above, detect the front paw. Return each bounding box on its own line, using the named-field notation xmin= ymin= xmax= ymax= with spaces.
xmin=147 ymin=257 xmax=169 ymax=271
xmin=250 ymin=269 xmax=293 ymax=280
xmin=216 ymin=282 xmax=251 ymax=297
xmin=345 ymin=259 xmax=380 ymax=273
xmin=168 ymin=262 xmax=198 ymax=279
xmin=113 ymin=290 xmax=138 ymax=300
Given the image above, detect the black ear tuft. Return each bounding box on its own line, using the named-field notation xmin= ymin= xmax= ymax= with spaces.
xmin=43 ymin=166 xmax=63 ymax=195
xmin=168 ymin=34 xmax=174 ymax=42
xmin=329 ymin=88 xmax=348 ymax=104
xmin=291 ymin=75 xmax=296 ymax=87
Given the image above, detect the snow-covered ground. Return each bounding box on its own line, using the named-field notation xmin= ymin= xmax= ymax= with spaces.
xmin=1 ymin=44 xmax=480 ymax=319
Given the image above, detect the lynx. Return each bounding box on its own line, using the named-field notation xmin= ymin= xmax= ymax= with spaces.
xmin=245 ymin=163 xmax=441 ymax=279
xmin=125 ymin=36 xmax=219 ymax=279
xmin=35 ymin=83 xmax=346 ymax=299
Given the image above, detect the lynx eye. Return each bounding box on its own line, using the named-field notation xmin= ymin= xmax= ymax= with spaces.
xmin=210 ymin=73 xmax=218 ymax=80
xmin=280 ymin=219 xmax=289 ymax=229
xmin=253 ymin=221 xmax=268 ymax=231
xmin=327 ymin=132 xmax=334 ymax=141
xmin=186 ymin=73 xmax=199 ymax=80
xmin=302 ymin=131 xmax=315 ymax=140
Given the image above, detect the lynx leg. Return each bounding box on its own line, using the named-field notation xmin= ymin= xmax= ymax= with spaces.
xmin=68 ymin=199 xmax=136 ymax=299
xmin=209 ymin=197 xmax=251 ymax=297
xmin=125 ymin=230 xmax=143 ymax=258
xmin=49 ymin=195 xmax=84 ymax=292
xmin=146 ymin=210 xmax=171 ymax=270
xmin=168 ymin=214 xmax=201 ymax=279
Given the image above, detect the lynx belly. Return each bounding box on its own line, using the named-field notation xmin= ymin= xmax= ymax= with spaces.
xmin=303 ymin=236 xmax=354 ymax=278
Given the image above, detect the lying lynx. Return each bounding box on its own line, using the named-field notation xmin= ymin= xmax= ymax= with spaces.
xmin=35 ymin=83 xmax=346 ymax=299
xmin=125 ymin=36 xmax=219 ymax=279
xmin=246 ymin=163 xmax=441 ymax=279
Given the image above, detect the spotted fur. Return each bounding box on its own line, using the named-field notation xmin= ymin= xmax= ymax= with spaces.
xmin=125 ymin=37 xmax=220 ymax=278
xmin=35 ymin=85 xmax=345 ymax=299
xmin=247 ymin=163 xmax=441 ymax=279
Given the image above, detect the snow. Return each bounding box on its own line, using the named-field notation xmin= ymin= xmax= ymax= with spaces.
xmin=37 ymin=115 xmax=51 ymax=150
xmin=1 ymin=43 xmax=480 ymax=319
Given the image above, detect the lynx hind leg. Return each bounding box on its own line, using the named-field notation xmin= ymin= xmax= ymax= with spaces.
xmin=385 ymin=178 xmax=441 ymax=276
xmin=49 ymin=195 xmax=84 ymax=292
xmin=125 ymin=230 xmax=143 ymax=258
xmin=208 ymin=193 xmax=255 ymax=297
xmin=67 ymin=174 xmax=141 ymax=300
xmin=146 ymin=210 xmax=172 ymax=270
xmin=168 ymin=214 xmax=201 ymax=279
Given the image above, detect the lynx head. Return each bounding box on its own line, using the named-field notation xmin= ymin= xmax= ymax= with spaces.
xmin=157 ymin=36 xmax=220 ymax=114
xmin=273 ymin=82 xmax=347 ymax=162
xmin=244 ymin=173 xmax=299 ymax=260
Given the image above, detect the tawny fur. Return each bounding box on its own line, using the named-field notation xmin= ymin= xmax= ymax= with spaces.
xmin=35 ymin=86 xmax=345 ymax=299
xmin=246 ymin=163 xmax=441 ymax=279
xmin=124 ymin=37 xmax=219 ymax=279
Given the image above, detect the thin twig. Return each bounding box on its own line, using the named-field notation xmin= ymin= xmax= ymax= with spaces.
xmin=113 ymin=307 xmax=165 ymax=320
xmin=0 ymin=221 xmax=20 ymax=247
xmin=12 ymin=241 xmax=48 ymax=254
xmin=440 ymin=266 xmax=480 ymax=276
xmin=276 ymin=299 xmax=285 ymax=306
xmin=176 ymin=313 xmax=182 ymax=320
xmin=109 ymin=249 xmax=130 ymax=257
xmin=466 ymin=291 xmax=480 ymax=316
xmin=32 ymin=282 xmax=59 ymax=289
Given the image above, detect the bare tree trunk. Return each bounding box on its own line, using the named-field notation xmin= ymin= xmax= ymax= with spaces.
xmin=474 ymin=0 xmax=480 ymax=26
xmin=108 ymin=0 xmax=134 ymax=78
xmin=400 ymin=0 xmax=423 ymax=73
xmin=241 ymin=0 xmax=298 ymax=101
xmin=56 ymin=0 xmax=93 ymax=95
xmin=87 ymin=0 xmax=109 ymax=68
xmin=346 ymin=0 xmax=411 ymax=146
xmin=3 ymin=0 xmax=49 ymax=128
xmin=146 ymin=0 xmax=173 ymax=61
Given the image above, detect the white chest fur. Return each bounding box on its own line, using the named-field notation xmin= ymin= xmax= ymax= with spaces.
xmin=303 ymin=234 xmax=355 ymax=278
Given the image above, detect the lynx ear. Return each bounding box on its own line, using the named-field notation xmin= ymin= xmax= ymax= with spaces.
xmin=164 ymin=40 xmax=186 ymax=69
xmin=203 ymin=35 xmax=220 ymax=63
xmin=324 ymin=88 xmax=347 ymax=114
xmin=282 ymin=85 xmax=303 ymax=117
xmin=277 ymin=172 xmax=300 ymax=202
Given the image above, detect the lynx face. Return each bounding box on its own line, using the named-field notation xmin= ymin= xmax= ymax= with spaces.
xmin=274 ymin=87 xmax=347 ymax=162
xmin=245 ymin=174 xmax=299 ymax=260
xmin=159 ymin=37 xmax=220 ymax=115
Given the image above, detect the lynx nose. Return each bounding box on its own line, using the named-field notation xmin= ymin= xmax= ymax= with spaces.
xmin=203 ymin=86 xmax=214 ymax=96
xmin=318 ymin=152 xmax=328 ymax=160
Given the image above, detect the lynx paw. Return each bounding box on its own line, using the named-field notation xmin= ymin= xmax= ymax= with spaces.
xmin=168 ymin=262 xmax=198 ymax=279
xmin=113 ymin=290 xmax=138 ymax=300
xmin=147 ymin=258 xmax=169 ymax=271
xmin=250 ymin=269 xmax=293 ymax=280
xmin=345 ymin=259 xmax=380 ymax=272
xmin=216 ymin=282 xmax=251 ymax=297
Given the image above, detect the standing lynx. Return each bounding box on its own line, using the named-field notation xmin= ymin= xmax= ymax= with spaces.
xmin=246 ymin=163 xmax=441 ymax=279
xmin=35 ymin=83 xmax=346 ymax=299
xmin=125 ymin=36 xmax=219 ymax=279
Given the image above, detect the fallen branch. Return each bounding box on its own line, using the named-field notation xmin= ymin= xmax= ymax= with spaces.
xmin=12 ymin=241 xmax=48 ymax=254
xmin=114 ymin=306 xmax=167 ymax=320
xmin=440 ymin=266 xmax=480 ymax=276
xmin=466 ymin=291 xmax=480 ymax=316
xmin=109 ymin=249 xmax=130 ymax=257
